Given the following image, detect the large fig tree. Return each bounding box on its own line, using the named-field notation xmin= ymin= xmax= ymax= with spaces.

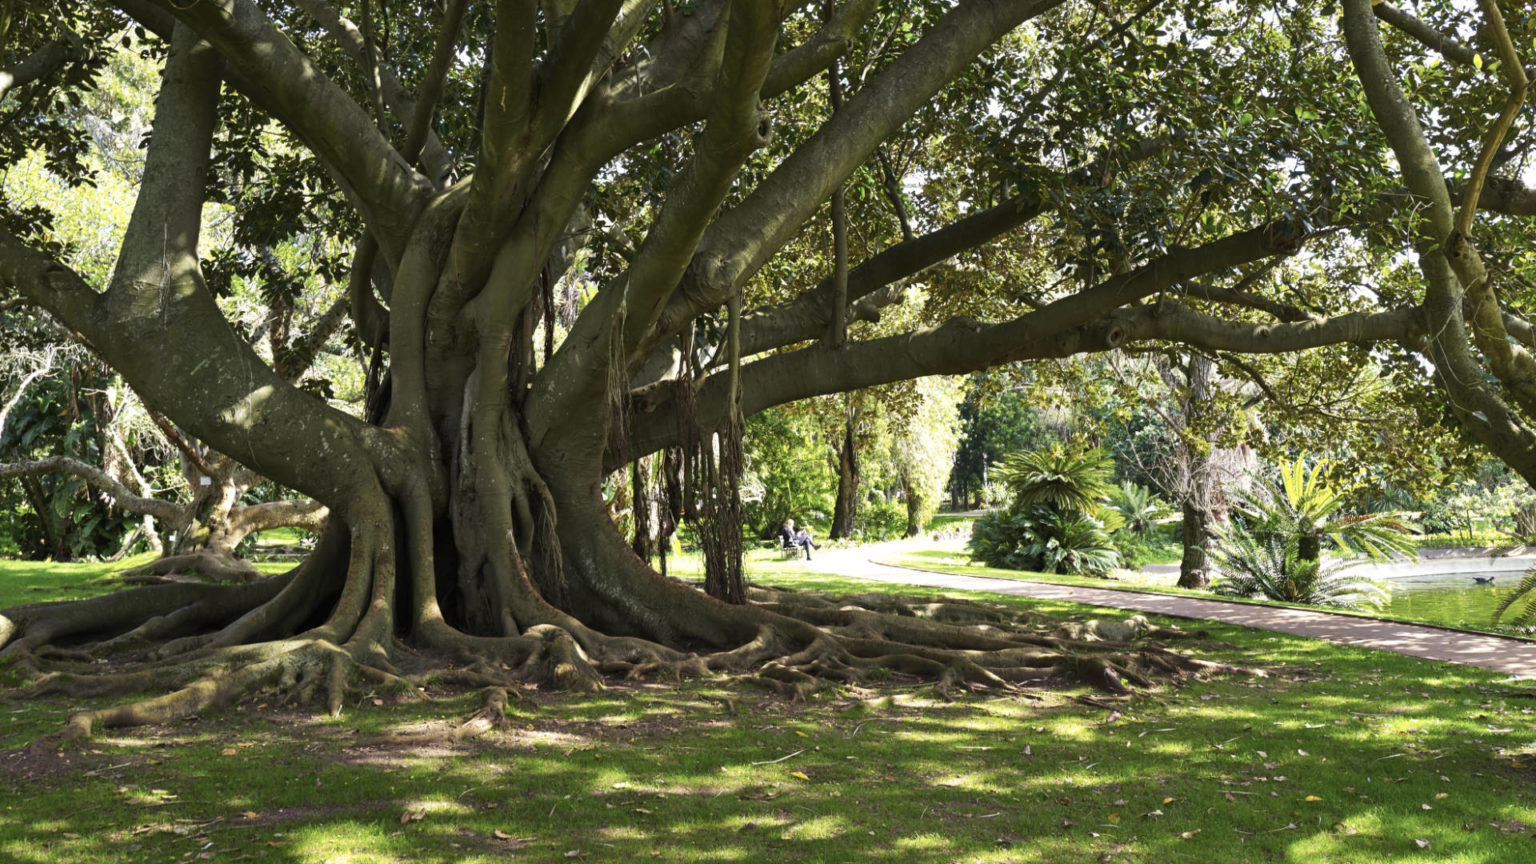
xmin=2 ymin=0 xmax=1535 ymax=734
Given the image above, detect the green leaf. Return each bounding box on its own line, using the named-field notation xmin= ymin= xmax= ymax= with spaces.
xmin=1473 ymin=53 xmax=1483 ymax=70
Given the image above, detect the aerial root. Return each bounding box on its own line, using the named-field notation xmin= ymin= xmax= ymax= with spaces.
xmin=451 ymin=687 xmax=512 ymax=741
xmin=516 ymin=625 xmax=603 ymax=693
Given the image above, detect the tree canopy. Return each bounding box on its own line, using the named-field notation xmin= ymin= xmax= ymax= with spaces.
xmin=3 ymin=0 xmax=1536 ymax=734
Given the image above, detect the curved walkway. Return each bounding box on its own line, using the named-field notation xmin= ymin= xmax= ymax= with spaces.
xmin=806 ymin=548 xmax=1536 ymax=680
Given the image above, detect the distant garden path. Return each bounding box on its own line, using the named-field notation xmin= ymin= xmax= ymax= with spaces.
xmin=803 ymin=545 xmax=1536 ymax=680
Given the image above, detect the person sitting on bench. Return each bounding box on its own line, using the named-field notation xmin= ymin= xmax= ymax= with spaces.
xmin=777 ymin=518 xmax=819 ymax=560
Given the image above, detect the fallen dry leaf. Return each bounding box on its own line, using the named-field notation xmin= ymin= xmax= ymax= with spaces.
xmin=1179 ymin=829 xmax=1201 ymax=840
xmin=1414 ymin=838 xmax=1430 ymax=849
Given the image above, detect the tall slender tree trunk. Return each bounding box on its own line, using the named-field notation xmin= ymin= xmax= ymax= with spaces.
xmin=1176 ymin=354 xmax=1220 ymax=589
xmin=830 ymin=419 xmax=860 ymax=540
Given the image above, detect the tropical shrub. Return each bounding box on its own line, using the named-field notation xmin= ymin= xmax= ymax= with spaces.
xmin=1491 ymin=569 xmax=1536 ymax=631
xmin=967 ymin=444 xmax=1121 ymax=576
xmin=1108 ymin=482 xmax=1176 ymax=538
xmin=1212 ymin=456 xmax=1414 ymax=610
xmin=1212 ymin=523 xmax=1388 ymax=610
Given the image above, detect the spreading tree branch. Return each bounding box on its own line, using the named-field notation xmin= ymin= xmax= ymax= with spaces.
xmin=146 ymin=0 xmax=433 ymax=257
xmin=1342 ymin=0 xmax=1536 ymax=482
xmin=0 ymin=39 xmax=74 ymax=102
xmin=0 ymin=456 xmax=182 ymax=524
xmin=645 ymin=0 xmax=1070 ymax=357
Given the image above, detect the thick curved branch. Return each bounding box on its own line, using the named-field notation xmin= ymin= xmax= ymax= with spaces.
xmin=597 ymin=0 xmax=871 ymax=168
xmin=0 ymin=456 xmax=182 ymax=524
xmin=401 ymin=0 xmax=468 ymax=173
xmin=617 ymin=0 xmax=780 ymax=344
xmin=1113 ymin=302 xmax=1421 ymax=353
xmin=645 ymin=0 xmax=1070 ymax=358
xmin=229 ymin=498 xmax=330 ymax=536
xmin=762 ymin=0 xmax=880 ymax=97
xmin=1472 ymin=177 xmax=1536 ymax=216
xmin=623 ymin=219 xmax=1303 ymax=463
xmin=4 ymin=30 xmax=399 ymax=513
xmin=1373 ymin=2 xmax=1536 ymax=80
xmin=146 ymin=0 xmax=432 ymax=257
xmin=732 ymin=135 xmax=1175 ymax=361
xmin=291 ymin=0 xmax=454 ymax=183
xmin=1343 ymin=0 xmax=1536 ymax=482
xmin=0 ymin=39 xmax=74 ymax=103
xmin=106 ymin=22 xmax=219 ymax=312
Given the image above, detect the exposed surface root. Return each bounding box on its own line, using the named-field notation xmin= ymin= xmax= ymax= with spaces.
xmin=120 ymin=553 xmax=265 ymax=584
xmin=3 ymin=570 xmax=1256 ymax=743
xmin=355 ymin=687 xmax=515 ymax=747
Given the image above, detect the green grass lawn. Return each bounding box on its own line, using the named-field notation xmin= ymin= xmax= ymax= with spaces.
xmin=3 ymin=558 xmax=1535 ymax=863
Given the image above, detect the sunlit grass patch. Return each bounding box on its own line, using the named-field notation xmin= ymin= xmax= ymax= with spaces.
xmin=3 ymin=554 xmax=1535 ymax=862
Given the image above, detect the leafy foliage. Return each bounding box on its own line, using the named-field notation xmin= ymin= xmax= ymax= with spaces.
xmin=1490 ymin=568 xmax=1536 ymax=630
xmin=995 ymin=444 xmax=1117 ymax=516
xmin=1212 ymin=456 xmax=1415 ymax=610
xmin=1212 ymin=523 xmax=1388 ymax=610
xmin=1107 ymin=481 xmax=1176 ymax=538
xmin=968 ymin=444 xmax=1121 ymax=576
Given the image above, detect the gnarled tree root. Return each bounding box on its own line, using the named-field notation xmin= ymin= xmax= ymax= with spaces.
xmin=119 ymin=553 xmax=265 ymax=584
xmin=5 ymin=572 xmax=1256 ymax=743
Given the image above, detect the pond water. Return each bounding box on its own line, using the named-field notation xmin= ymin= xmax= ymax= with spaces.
xmin=1382 ymin=575 xmax=1525 ymax=632
xmin=1365 ymin=559 xmax=1534 ymax=634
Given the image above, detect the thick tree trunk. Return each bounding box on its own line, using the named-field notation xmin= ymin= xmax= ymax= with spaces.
xmin=830 ymin=420 xmax=860 ymax=540
xmin=1178 ymin=500 xmax=1215 ymax=589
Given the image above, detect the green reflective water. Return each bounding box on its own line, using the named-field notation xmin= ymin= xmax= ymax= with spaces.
xmin=1382 ymin=572 xmax=1531 ymax=634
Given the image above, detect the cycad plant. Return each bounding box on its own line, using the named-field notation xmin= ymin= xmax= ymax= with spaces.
xmin=1108 ymin=481 xmax=1176 ymax=538
xmin=1212 ymin=456 xmax=1414 ymax=610
xmin=995 ymin=445 xmax=1117 ymax=514
xmin=1270 ymin=456 xmax=1418 ymax=563
xmin=968 ymin=444 xmax=1121 ymax=576
xmin=1213 ymin=520 xmax=1389 ymax=610
xmin=1491 ymin=570 xmax=1536 ymax=630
